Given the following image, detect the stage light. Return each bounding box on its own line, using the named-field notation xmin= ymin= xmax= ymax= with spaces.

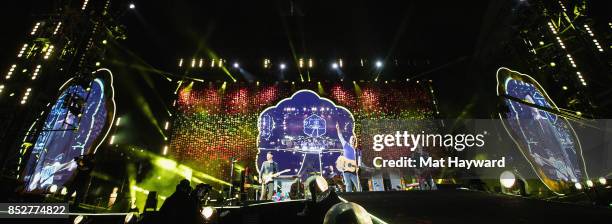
xmin=20 ymin=88 xmax=32 ymax=105
xmin=199 ymin=59 xmax=203 ymax=68
xmin=308 ymin=58 xmax=313 ymax=68
xmin=576 ymin=72 xmax=586 ymax=86
xmin=202 ymin=206 xmax=215 ymax=219
xmin=82 ymin=0 xmax=89 ymax=10
xmin=164 ymin=121 xmax=169 ymax=130
xmin=584 ymin=24 xmax=594 ymax=36
xmin=163 ymin=146 xmax=168 ymax=155
xmin=332 ymin=63 xmax=339 ymax=69
xmin=74 ymin=215 xmax=84 ymax=224
xmin=562 ymin=86 xmax=568 ymax=90
xmin=179 ymin=58 xmax=184 ymax=67
xmin=6 ymin=64 xmax=16 ymax=79
xmin=53 ymin=22 xmax=62 ymax=35
xmin=49 ymin=184 xmax=58 ymax=193
xmin=44 ymin=45 xmax=54 ymax=59
xmin=110 ymin=135 xmax=116 ymax=145
xmin=586 ymin=180 xmax=594 ymax=188
xmin=129 ymin=3 xmax=135 ymax=9
xmin=233 ymin=62 xmax=239 ymax=68
xmin=31 ymin=64 xmax=41 ymax=80
xmin=566 ymin=54 xmax=576 ymax=68
xmin=264 ymin=59 xmax=270 ymax=68
xmin=339 ymin=59 xmax=343 ymax=67
xmin=31 ymin=22 xmax=40 ymax=35
xmin=305 ymin=175 xmax=328 ymax=198
xmin=576 ymin=111 xmax=582 ymax=116
xmin=574 ymin=182 xmax=582 ymax=190
xmin=61 ymin=187 xmax=67 ymax=195
xmin=125 ymin=212 xmax=135 ymax=223
xmin=102 ymin=39 xmax=108 ymax=45
xmin=555 ymin=36 xmax=565 ymax=49
xmin=299 ymin=58 xmax=304 ymax=68
xmin=549 ymin=62 xmax=556 ymax=67
xmin=280 ymin=63 xmax=286 ymax=70
xmin=375 ymin=61 xmax=383 ymax=68
xmin=116 ymin=117 xmax=121 ymax=126
xmin=547 ymin=22 xmax=557 ymax=34
xmin=17 ymin=44 xmax=28 ymax=58
xmin=499 ymin=171 xmax=515 ymax=188
xmin=558 ymin=1 xmax=567 ymax=11
xmin=599 ymin=177 xmax=607 ymax=185
xmin=95 ymin=62 xmax=101 ymax=67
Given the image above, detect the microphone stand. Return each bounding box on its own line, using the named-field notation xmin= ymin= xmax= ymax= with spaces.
xmin=228 ymin=157 xmax=237 ymax=204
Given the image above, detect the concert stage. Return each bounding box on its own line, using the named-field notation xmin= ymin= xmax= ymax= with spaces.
xmin=16 ymin=189 xmax=602 ymax=224
xmin=200 ymin=190 xmax=612 ymax=224
xmin=339 ymin=190 xmax=612 ymax=223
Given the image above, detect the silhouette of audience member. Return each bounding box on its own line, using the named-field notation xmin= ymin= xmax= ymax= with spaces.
xmin=186 ymin=183 xmax=211 ymax=223
xmin=159 ymin=179 xmax=192 ymax=223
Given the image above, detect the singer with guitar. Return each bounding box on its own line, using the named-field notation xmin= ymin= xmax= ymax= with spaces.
xmin=259 ymin=152 xmax=289 ymax=200
xmin=336 ymin=123 xmax=361 ymax=192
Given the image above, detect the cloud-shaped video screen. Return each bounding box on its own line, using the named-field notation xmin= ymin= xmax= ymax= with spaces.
xmin=22 ymin=78 xmax=110 ymax=192
xmin=256 ymin=90 xmax=356 ymax=178
xmin=497 ymin=67 xmax=587 ymax=193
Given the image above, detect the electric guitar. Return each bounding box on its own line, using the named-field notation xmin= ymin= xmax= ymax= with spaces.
xmin=261 ymin=169 xmax=290 ymax=184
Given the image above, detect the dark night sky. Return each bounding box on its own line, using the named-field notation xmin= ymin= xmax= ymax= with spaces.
xmin=118 ymin=0 xmax=489 ymax=66
xmin=1 ymin=0 xmax=491 ymax=108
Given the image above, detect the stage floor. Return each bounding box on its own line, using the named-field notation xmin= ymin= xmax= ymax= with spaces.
xmin=3 ymin=190 xmax=611 ymax=223
xmin=338 ymin=190 xmax=612 ymax=223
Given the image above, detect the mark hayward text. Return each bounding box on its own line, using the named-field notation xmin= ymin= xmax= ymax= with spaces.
xmin=373 ymin=156 xmax=506 ymax=169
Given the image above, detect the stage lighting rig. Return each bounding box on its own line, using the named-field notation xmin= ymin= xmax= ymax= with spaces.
xmin=574 ymin=182 xmax=583 ymax=190
xmin=599 ymin=177 xmax=607 ymax=185
xmin=499 ymin=171 xmax=515 ymax=188
xmin=332 ymin=63 xmax=339 ymax=69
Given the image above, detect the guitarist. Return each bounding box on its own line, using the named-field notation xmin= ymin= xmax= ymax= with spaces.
xmin=259 ymin=152 xmax=279 ymax=200
xmin=336 ymin=123 xmax=361 ymax=192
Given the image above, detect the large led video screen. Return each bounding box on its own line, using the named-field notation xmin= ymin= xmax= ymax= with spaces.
xmin=497 ymin=67 xmax=587 ymax=193
xmin=256 ymin=90 xmax=356 ymax=178
xmin=170 ymin=81 xmax=434 ymax=182
xmin=22 ymin=75 xmax=114 ymax=192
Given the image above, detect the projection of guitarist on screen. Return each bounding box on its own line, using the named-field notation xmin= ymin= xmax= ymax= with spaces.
xmin=335 ymin=122 xmax=361 ymax=192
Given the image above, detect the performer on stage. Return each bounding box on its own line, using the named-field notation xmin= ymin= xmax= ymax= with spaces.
xmin=65 ymin=154 xmax=94 ymax=206
xmin=259 ymin=152 xmax=279 ymax=200
xmin=335 ymin=123 xmax=361 ymax=192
